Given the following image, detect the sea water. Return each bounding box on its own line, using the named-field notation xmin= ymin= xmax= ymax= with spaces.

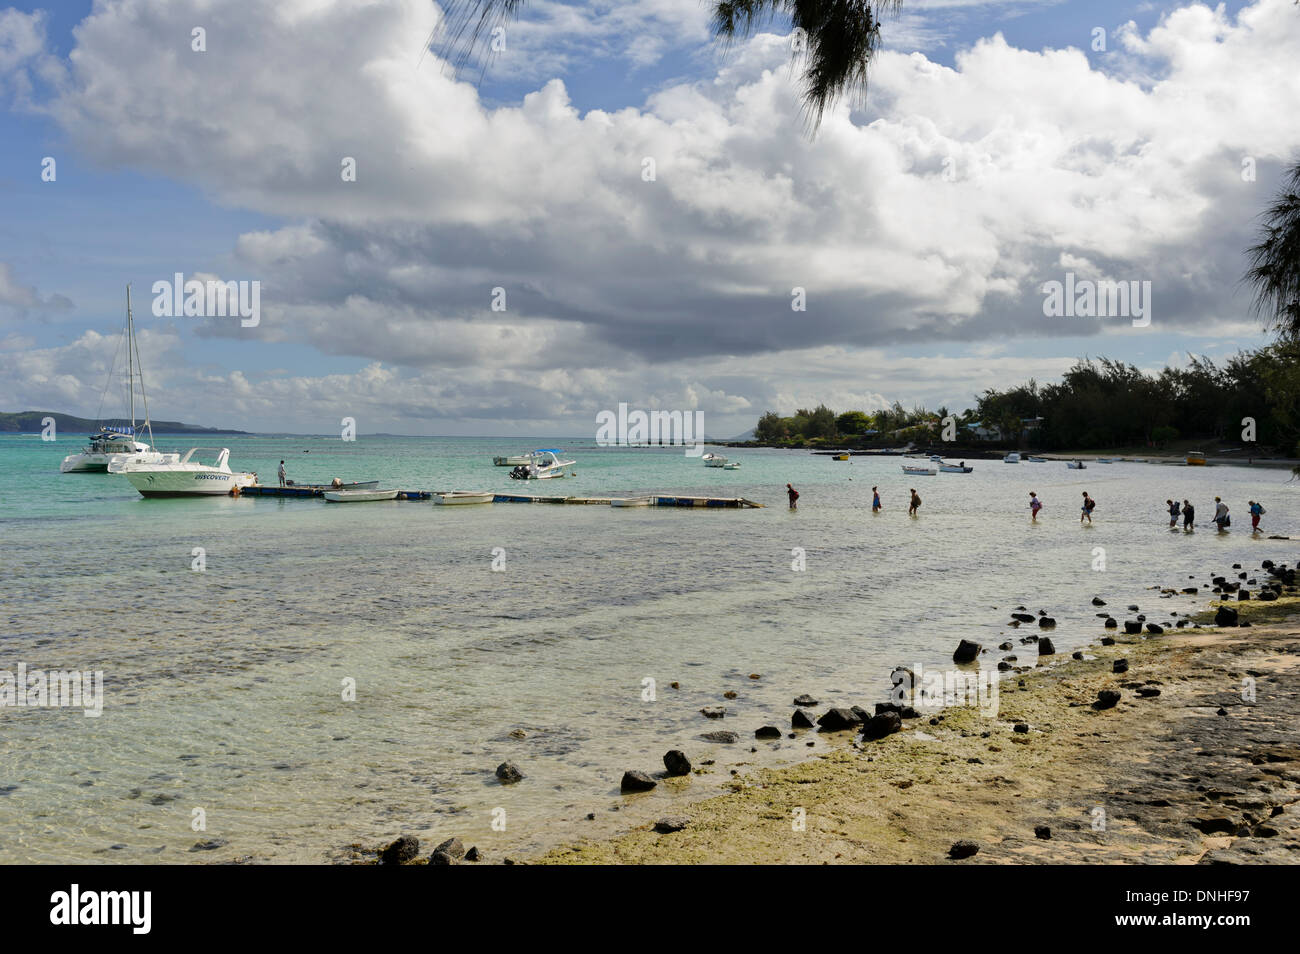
xmin=1 ymin=433 xmax=1296 ymax=861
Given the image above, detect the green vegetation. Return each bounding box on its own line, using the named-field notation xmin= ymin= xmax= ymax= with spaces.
xmin=748 ymin=342 xmax=1300 ymax=454
xmin=0 ymin=411 xmax=243 ymax=434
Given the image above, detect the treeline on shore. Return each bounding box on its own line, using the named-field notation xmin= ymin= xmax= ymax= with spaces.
xmin=752 ymin=343 xmax=1300 ymax=455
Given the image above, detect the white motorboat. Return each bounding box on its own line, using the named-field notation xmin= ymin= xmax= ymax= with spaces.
xmin=939 ymin=463 xmax=973 ymax=473
xmin=722 ymin=461 xmax=741 ymax=470
xmin=508 ymin=449 xmax=575 ymax=480
xmin=324 ymin=488 xmax=399 ymax=502
xmin=1067 ymin=460 xmax=1086 ymax=470
xmin=1003 ymin=453 xmax=1021 ymax=463
xmin=61 ymin=285 xmax=179 ymax=474
xmin=116 ymin=447 xmax=257 ymax=497
xmin=1027 ymin=456 xmax=1047 ymax=463
xmin=902 ymin=464 xmax=938 ymax=475
xmin=702 ymin=453 xmax=728 ymax=467
xmin=433 ymin=491 xmax=494 ymax=505
xmin=610 ymin=496 xmax=653 ymax=507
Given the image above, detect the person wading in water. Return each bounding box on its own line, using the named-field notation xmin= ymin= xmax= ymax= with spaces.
xmin=786 ymin=483 xmax=799 ymax=510
xmin=908 ymin=488 xmax=921 ymax=517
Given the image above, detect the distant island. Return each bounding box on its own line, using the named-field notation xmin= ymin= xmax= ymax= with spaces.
xmin=0 ymin=410 xmax=249 ymax=435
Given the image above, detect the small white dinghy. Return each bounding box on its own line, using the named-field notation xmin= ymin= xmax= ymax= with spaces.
xmin=324 ymin=489 xmax=399 ymax=503
xmin=610 ymin=496 xmax=653 ymax=507
xmin=902 ymin=464 xmax=938 ymax=476
xmin=433 ymin=491 xmax=494 ymax=505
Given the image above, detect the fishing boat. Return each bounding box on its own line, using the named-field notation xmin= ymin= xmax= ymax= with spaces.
xmin=1003 ymin=452 xmax=1021 ymax=463
xmin=324 ymin=488 xmax=399 ymax=503
xmin=1185 ymin=451 xmax=1207 ymax=466
xmin=610 ymin=496 xmax=653 ymax=507
xmin=115 ymin=447 xmax=257 ymax=497
xmin=902 ymin=464 xmax=938 ymax=475
xmin=1027 ymin=456 xmax=1047 ymax=463
xmin=508 ymin=449 xmax=575 ymax=479
xmin=1067 ymin=460 xmax=1086 ymax=470
xmin=702 ymin=453 xmax=728 ymax=467
xmin=61 ymin=285 xmax=179 ymax=474
xmin=433 ymin=491 xmax=494 ymax=505
xmin=939 ymin=462 xmax=973 ymax=473
xmin=833 ymin=453 xmax=849 ymax=461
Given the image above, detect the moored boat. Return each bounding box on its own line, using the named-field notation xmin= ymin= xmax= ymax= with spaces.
xmin=116 ymin=447 xmax=257 ymax=497
xmin=508 ymin=449 xmax=576 ymax=479
xmin=433 ymin=491 xmax=494 ymax=505
xmin=702 ymin=453 xmax=728 ymax=467
xmin=1185 ymin=451 xmax=1207 ymax=466
xmin=610 ymin=496 xmax=653 ymax=507
xmin=1067 ymin=460 xmax=1086 ymax=469
xmin=939 ymin=463 xmax=973 ymax=473
xmin=1027 ymin=456 xmax=1047 ymax=463
xmin=1003 ymin=452 xmax=1021 ymax=463
xmin=492 ymin=453 xmax=535 ymax=466
xmin=902 ymin=464 xmax=938 ymax=475
xmin=324 ymin=489 xmax=399 ymax=503
xmin=833 ymin=453 xmax=849 ymax=461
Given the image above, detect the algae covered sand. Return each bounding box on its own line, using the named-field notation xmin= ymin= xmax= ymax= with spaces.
xmin=538 ymin=600 xmax=1300 ymax=864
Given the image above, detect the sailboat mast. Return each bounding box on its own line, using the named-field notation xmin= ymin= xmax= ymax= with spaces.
xmin=127 ymin=284 xmax=135 ymax=430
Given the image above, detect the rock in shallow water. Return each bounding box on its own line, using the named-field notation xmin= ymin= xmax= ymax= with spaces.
xmin=620 ymin=771 xmax=657 ymax=793
xmin=663 ymin=750 xmax=692 ymax=776
xmin=654 ymin=816 xmax=689 ymax=833
xmin=381 ymin=835 xmax=419 ymax=865
xmin=495 ymin=762 xmax=524 ymax=784
xmin=953 ymin=639 xmax=982 ymax=663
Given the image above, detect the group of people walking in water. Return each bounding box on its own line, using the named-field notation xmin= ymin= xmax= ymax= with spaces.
xmin=784 ymin=481 xmax=1269 ymax=533
xmin=1166 ymin=496 xmax=1267 ymax=532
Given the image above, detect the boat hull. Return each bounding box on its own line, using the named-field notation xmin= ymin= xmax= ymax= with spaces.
xmin=61 ymin=453 xmax=111 ymax=473
xmin=902 ymin=466 xmax=938 ymax=475
xmin=434 ymin=492 xmax=493 ymax=505
xmin=324 ymin=489 xmax=399 ymax=502
xmin=124 ymin=470 xmax=256 ymax=496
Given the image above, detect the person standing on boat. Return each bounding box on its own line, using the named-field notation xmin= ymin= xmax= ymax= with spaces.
xmin=872 ymin=486 xmax=881 ymax=513
xmin=908 ymin=488 xmax=921 ymax=516
xmin=1213 ymin=497 xmax=1229 ymax=530
xmin=787 ymin=483 xmax=799 ymax=510
xmin=1167 ymin=499 xmax=1180 ymax=527
xmin=1029 ymin=492 xmax=1042 ymax=521
xmin=1182 ymin=499 xmax=1195 ymax=531
xmin=278 ymin=460 xmax=287 ymax=487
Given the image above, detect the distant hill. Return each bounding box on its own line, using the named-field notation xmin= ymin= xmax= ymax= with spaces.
xmin=0 ymin=411 xmax=248 ymax=435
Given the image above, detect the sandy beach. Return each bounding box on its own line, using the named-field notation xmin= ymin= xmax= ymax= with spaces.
xmin=521 ymin=590 xmax=1300 ymax=865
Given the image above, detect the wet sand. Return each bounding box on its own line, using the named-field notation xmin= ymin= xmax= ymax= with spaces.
xmin=533 ymin=595 xmax=1300 ymax=864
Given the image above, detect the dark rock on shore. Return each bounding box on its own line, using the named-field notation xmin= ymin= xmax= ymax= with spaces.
xmin=381 ymin=835 xmax=420 ymax=865
xmin=1035 ymin=826 xmax=1051 ymax=840
xmin=700 ymin=730 xmax=739 ymax=743
xmin=1038 ymin=617 xmax=1056 ymax=629
xmin=755 ymin=726 xmax=782 ymax=739
xmin=793 ymin=694 xmax=819 ymax=707
xmin=861 ymin=712 xmax=902 ymax=740
xmin=792 ymin=709 xmax=817 ymax=729
xmin=654 ymin=816 xmax=689 ymax=833
xmin=948 ymin=840 xmax=980 ymax=860
xmin=663 ymin=750 xmax=692 ymax=776
xmin=817 ymin=707 xmax=866 ymax=731
xmin=1113 ymin=659 xmax=1129 ymax=674
xmin=1094 ymin=690 xmax=1122 ymax=710
xmin=1146 ymin=623 xmax=1164 ymax=635
xmin=1104 ymin=618 xmax=1118 ymax=629
xmin=434 ymin=837 xmax=465 ymax=860
xmin=1124 ymin=620 xmax=1143 ymax=634
xmin=1214 ymin=606 xmax=1239 ymax=627
xmin=1011 ymin=613 xmax=1036 ymax=623
xmin=428 ymin=850 xmax=457 ymax=865
xmin=1038 ymin=638 xmax=1056 ymax=655
xmin=953 ymin=639 xmax=982 ymax=663
xmin=621 ymin=771 xmax=657 ymax=793
xmin=1092 ymin=597 xmax=1106 ymax=606
xmin=495 ymin=761 xmax=524 ymax=784
xmin=1100 ymin=635 xmax=1116 ymax=645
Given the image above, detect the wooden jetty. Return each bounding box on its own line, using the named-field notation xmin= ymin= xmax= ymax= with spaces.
xmin=240 ymin=486 xmax=762 ymax=508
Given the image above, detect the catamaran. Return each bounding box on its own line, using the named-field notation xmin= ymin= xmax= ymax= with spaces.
xmin=60 ymin=285 xmax=179 ymax=473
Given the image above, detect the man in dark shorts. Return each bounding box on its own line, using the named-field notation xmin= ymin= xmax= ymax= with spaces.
xmin=1182 ymin=499 xmax=1194 ymax=530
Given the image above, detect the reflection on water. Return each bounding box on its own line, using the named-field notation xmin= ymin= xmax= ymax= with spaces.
xmin=1 ymin=435 xmax=1296 ymax=861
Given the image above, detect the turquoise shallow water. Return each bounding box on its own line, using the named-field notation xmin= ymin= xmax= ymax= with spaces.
xmin=1 ymin=432 xmax=1298 ymax=862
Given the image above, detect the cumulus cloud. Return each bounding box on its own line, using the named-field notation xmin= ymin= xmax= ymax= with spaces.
xmin=0 ymin=262 xmax=74 ymax=317
xmin=5 ymin=0 xmax=1298 ymax=432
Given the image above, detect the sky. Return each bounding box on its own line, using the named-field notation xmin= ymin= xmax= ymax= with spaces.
xmin=0 ymin=0 xmax=1292 ymax=437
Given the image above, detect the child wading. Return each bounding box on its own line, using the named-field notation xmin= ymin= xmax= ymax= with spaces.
xmin=1029 ymin=492 xmax=1042 ymax=521
xmin=1081 ymin=491 xmax=1095 ymax=524
xmin=908 ymin=488 xmax=921 ymax=517
xmin=872 ymin=486 xmax=881 ymax=513
xmin=786 ymin=483 xmax=799 ymax=510
xmin=1249 ymin=500 xmax=1265 ymax=532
